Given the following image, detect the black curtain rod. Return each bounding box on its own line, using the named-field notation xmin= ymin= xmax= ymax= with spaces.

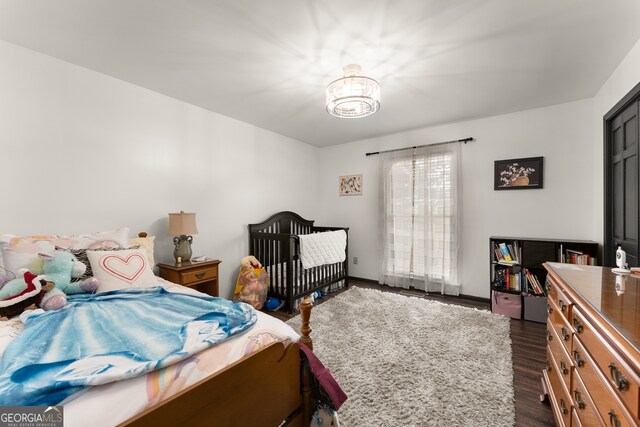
xmin=365 ymin=137 xmax=474 ymax=156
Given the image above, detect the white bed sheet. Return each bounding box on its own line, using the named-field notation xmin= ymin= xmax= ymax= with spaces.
xmin=0 ymin=277 xmax=299 ymax=427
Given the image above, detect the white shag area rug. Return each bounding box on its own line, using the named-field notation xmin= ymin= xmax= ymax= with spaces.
xmin=287 ymin=287 xmax=515 ymax=427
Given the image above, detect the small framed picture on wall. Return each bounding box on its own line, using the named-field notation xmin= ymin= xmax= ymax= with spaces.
xmin=339 ymin=174 xmax=363 ymax=196
xmin=494 ymin=157 xmax=543 ymax=190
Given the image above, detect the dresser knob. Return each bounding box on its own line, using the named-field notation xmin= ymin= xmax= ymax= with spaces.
xmin=608 ymin=363 xmax=629 ymax=391
xmin=546 ymin=330 xmax=553 ymax=342
xmin=608 ymin=410 xmax=622 ymax=427
xmin=573 ymin=389 xmax=586 ymax=409
xmin=558 ymin=299 xmax=567 ymax=312
xmin=561 ymin=327 xmax=570 ymax=341
xmin=573 ymin=350 xmax=585 ymax=368
xmin=195 ymin=273 xmax=206 ymax=279
xmin=560 ymin=399 xmax=568 ymax=415
xmin=560 ymin=360 xmax=569 ymax=375
xmin=546 ymin=360 xmax=552 ymax=372
xmin=573 ymin=317 xmax=584 ymax=333
xmin=547 ymin=304 xmax=553 ymax=314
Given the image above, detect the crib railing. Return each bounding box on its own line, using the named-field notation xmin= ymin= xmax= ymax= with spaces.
xmin=248 ymin=218 xmax=349 ymax=312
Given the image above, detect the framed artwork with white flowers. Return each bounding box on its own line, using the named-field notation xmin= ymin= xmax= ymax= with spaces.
xmin=494 ymin=157 xmax=543 ymax=190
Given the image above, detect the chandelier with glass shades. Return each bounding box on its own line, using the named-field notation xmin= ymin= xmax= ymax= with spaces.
xmin=326 ymin=64 xmax=380 ymax=118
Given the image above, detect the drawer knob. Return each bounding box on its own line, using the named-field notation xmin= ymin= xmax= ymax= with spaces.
xmin=608 ymin=410 xmax=622 ymax=427
xmin=546 ymin=359 xmax=552 ymax=372
xmin=560 ymin=398 xmax=569 ymax=415
xmin=572 ymin=317 xmax=584 ymax=334
xmin=558 ymin=299 xmax=567 ymax=312
xmin=545 ymin=280 xmax=551 ymax=293
xmin=573 ymin=389 xmax=586 ymax=409
xmin=546 ymin=330 xmax=553 ymax=342
xmin=560 ymin=360 xmax=569 ymax=375
xmin=547 ymin=304 xmax=553 ymax=314
xmin=195 ymin=273 xmax=206 ymax=279
xmin=561 ymin=327 xmax=570 ymax=341
xmin=608 ymin=363 xmax=629 ymax=391
xmin=573 ymin=350 xmax=585 ymax=368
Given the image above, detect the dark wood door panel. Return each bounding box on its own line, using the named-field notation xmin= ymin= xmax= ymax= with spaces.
xmin=605 ymin=92 xmax=640 ymax=267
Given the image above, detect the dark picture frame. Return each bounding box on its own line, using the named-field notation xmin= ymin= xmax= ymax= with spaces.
xmin=494 ymin=156 xmax=543 ymax=190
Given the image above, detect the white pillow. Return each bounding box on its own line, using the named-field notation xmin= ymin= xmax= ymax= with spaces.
xmin=87 ymin=248 xmax=157 ymax=292
xmin=0 ymin=227 xmax=130 ymax=276
xmin=58 ymin=227 xmax=130 ymax=250
xmin=0 ymin=234 xmax=62 ymax=275
xmin=129 ymin=235 xmax=155 ymax=266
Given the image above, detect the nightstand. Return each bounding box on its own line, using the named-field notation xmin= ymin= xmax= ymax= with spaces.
xmin=157 ymin=259 xmax=221 ymax=297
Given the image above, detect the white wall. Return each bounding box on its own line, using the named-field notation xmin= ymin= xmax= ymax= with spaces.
xmin=592 ymin=38 xmax=640 ymax=244
xmin=317 ymin=99 xmax=596 ymax=298
xmin=0 ymin=40 xmax=320 ymax=298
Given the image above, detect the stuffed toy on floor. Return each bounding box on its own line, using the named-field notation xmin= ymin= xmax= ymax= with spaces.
xmin=233 ymin=255 xmax=268 ymax=310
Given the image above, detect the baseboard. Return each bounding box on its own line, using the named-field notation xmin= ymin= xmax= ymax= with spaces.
xmin=348 ymin=276 xmax=379 ymax=284
xmin=457 ymin=293 xmax=490 ymax=304
xmin=348 ymin=276 xmax=490 ymax=304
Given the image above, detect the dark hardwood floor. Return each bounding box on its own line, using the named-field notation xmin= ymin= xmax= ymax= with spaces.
xmin=268 ymin=280 xmax=556 ymax=426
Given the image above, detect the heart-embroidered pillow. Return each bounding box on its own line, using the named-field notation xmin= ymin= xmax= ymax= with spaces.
xmin=87 ymin=248 xmax=157 ymax=292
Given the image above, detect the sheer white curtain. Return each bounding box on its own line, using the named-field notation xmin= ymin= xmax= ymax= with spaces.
xmin=378 ymin=143 xmax=462 ymax=295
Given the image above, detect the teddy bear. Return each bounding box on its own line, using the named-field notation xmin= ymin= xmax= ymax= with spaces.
xmin=233 ymin=255 xmax=269 ymax=309
xmin=0 ymin=271 xmax=66 ymax=320
xmin=40 ymin=251 xmax=98 ymax=295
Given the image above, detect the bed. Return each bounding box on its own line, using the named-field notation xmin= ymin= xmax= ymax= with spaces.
xmin=248 ymin=211 xmax=349 ymax=313
xmin=0 ymin=229 xmax=317 ymax=427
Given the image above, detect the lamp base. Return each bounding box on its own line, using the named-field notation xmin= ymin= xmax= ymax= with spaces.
xmin=173 ymin=235 xmax=193 ymax=263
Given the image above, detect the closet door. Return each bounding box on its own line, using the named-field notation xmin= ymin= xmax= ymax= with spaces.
xmin=605 ymin=97 xmax=639 ymax=267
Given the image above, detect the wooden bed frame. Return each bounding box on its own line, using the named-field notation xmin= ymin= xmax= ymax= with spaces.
xmin=249 ymin=211 xmax=349 ymax=312
xmin=120 ymin=299 xmax=315 ymax=427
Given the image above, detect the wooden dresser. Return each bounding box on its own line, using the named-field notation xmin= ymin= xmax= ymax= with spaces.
xmin=542 ymin=263 xmax=640 ymax=426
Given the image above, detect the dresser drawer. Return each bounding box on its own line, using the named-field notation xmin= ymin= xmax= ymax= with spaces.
xmin=573 ymin=337 xmax=636 ymax=426
xmin=571 ymin=409 xmax=582 ymax=427
xmin=548 ymin=320 xmax=573 ymax=394
xmin=180 ymin=267 xmax=217 ymax=285
xmin=547 ymin=346 xmax=573 ymax=427
xmin=547 ymin=275 xmax=573 ymax=323
xmin=548 ymin=297 xmax=574 ymax=356
xmin=572 ymin=308 xmax=640 ymax=419
xmin=572 ymin=367 xmax=605 ymax=426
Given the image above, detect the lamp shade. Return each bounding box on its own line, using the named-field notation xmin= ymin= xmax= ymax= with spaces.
xmin=168 ymin=211 xmax=198 ymax=236
xmin=326 ymin=64 xmax=380 ymax=118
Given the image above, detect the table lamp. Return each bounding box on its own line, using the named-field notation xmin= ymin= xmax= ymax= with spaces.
xmin=168 ymin=211 xmax=198 ymax=263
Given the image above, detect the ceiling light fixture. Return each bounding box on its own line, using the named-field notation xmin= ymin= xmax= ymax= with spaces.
xmin=326 ymin=64 xmax=380 ymax=118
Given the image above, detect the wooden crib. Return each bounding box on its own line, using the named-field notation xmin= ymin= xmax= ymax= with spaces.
xmin=249 ymin=211 xmax=349 ymax=312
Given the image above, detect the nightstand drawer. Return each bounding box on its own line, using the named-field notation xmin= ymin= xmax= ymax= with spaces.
xmin=157 ymin=259 xmax=221 ymax=297
xmin=181 ymin=267 xmax=217 ymax=285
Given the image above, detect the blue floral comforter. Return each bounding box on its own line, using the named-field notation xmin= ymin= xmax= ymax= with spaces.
xmin=0 ymin=286 xmax=256 ymax=405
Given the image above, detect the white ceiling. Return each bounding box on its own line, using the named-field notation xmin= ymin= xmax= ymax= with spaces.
xmin=2 ymin=0 xmax=640 ymax=147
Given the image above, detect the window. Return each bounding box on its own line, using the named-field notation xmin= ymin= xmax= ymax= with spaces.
xmin=380 ymin=144 xmax=460 ymax=295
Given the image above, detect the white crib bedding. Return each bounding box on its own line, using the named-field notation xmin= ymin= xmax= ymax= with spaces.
xmin=0 ymin=277 xmax=299 ymax=427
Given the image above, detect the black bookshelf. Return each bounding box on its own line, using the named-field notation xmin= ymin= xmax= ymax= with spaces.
xmin=489 ymin=236 xmax=599 ymax=322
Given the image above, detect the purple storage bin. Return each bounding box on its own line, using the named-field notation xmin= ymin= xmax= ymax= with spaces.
xmin=492 ymin=290 xmax=522 ymax=319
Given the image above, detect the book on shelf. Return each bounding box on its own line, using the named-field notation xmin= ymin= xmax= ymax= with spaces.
xmin=498 ymin=243 xmax=513 ymax=261
xmin=507 ymin=241 xmax=521 ymax=264
xmin=523 ymin=268 xmax=545 ymax=296
xmin=564 ymin=249 xmax=596 ymax=265
xmin=492 ymin=266 xmax=508 ymax=289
